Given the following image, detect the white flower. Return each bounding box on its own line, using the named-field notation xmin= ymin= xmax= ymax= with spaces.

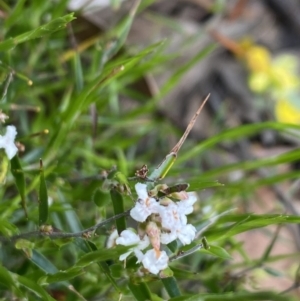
xmin=159 ymin=202 xmax=183 ymax=230
xmin=158 ymin=192 xmax=198 ymax=245
xmin=177 ymin=192 xmax=197 ymax=215
xmin=160 ymin=231 xmax=177 ymax=245
xmin=106 ymin=229 xmax=119 ymax=249
xmin=161 ymin=223 xmax=196 ymax=246
xmin=116 ymin=229 xmax=149 ymax=262
xmin=0 ymin=125 xmax=18 ymax=159
xmin=142 ymin=249 xmax=169 ymax=274
xmin=176 ymin=224 xmax=196 ymax=245
xmin=130 ymin=183 xmax=160 ymax=222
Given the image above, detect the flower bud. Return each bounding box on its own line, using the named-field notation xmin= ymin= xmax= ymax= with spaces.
xmin=145 ymin=221 xmax=160 ymax=251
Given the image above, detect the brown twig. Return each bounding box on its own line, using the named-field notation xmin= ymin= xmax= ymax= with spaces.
xmin=0 ymin=210 xmax=130 ymax=243
xmin=171 ymin=94 xmax=210 ymax=154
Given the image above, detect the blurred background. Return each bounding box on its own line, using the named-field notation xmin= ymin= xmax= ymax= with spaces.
xmin=68 ymin=0 xmax=300 ymax=295
xmin=2 ymin=0 xmax=300 ymax=299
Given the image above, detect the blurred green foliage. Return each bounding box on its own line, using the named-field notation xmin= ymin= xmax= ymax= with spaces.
xmin=0 ymin=1 xmax=300 ymax=300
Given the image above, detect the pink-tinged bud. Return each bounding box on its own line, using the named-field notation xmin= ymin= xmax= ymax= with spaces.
xmin=146 ymin=221 xmax=161 ymax=251
xmin=159 ymin=197 xmax=173 ymax=206
xmin=170 ymin=190 xmax=189 ymax=200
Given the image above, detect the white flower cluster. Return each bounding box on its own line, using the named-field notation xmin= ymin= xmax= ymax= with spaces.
xmin=114 ymin=183 xmax=198 ymax=275
xmin=0 ymin=125 xmax=18 ymax=159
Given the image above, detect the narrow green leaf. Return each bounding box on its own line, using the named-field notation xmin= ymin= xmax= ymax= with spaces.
xmin=4 ymin=0 xmax=26 ymax=27
xmin=171 ymin=267 xmax=200 ymax=280
xmin=17 ymin=274 xmax=56 ymax=301
xmin=100 ymin=0 xmax=140 ymax=66
xmin=226 ymin=170 xmax=300 ymax=190
xmin=205 ymin=214 xmax=300 ymax=241
xmin=170 ymin=291 xmax=292 ymax=301
xmin=10 ymin=155 xmax=27 ymax=217
xmin=177 ymin=122 xmax=300 ymax=164
xmin=167 ymin=240 xmax=178 ymax=253
xmin=0 ymin=219 xmax=19 ymax=236
xmin=201 ymin=237 xmax=210 ymax=250
xmin=45 ymin=41 xmax=165 ymax=161
xmin=199 ymin=148 xmax=300 ymax=179
xmin=110 ymin=263 xmax=123 ymax=278
xmin=0 ymin=265 xmax=20 ymax=293
xmin=98 ymin=260 xmax=122 ymax=293
xmin=79 ymin=240 xmax=123 ymax=293
xmin=39 ymin=267 xmax=84 ymax=284
xmin=73 ymin=237 xmax=91 ymax=253
xmin=263 ymin=266 xmax=283 ymax=277
xmin=30 ymin=250 xmax=58 ymax=274
xmin=73 ymin=52 xmax=84 ymax=92
xmin=76 ymin=245 xmax=128 ymax=267
xmin=161 ymin=277 xmax=181 ymax=298
xmin=0 ymin=13 xmax=76 ymax=51
xmin=128 ymin=280 xmax=152 ymax=301
xmin=0 ymin=153 xmax=9 ymax=184
xmin=260 ymin=225 xmax=281 ymax=262
xmin=295 ymin=264 xmax=300 ymax=284
xmin=61 ymin=64 xmax=125 ymax=125
xmin=199 ymin=245 xmax=232 ymax=260
xmin=0 ymin=269 xmax=47 ymax=299
xmin=110 ymin=188 xmax=127 ymax=234
xmin=188 ymin=180 xmax=224 ymax=191
xmin=39 ymin=159 xmax=48 ymax=226
xmin=157 ymin=44 xmax=216 ymax=102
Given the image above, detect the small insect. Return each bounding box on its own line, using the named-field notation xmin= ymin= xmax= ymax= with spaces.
xmin=128 ymin=164 xmax=155 ymax=182
xmin=135 ymin=164 xmax=149 ymax=179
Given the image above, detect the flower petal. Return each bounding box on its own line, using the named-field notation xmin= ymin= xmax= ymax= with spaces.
xmin=130 ymin=203 xmax=150 ymax=222
xmin=119 ymin=251 xmax=132 ymax=261
xmin=142 ymin=249 xmax=169 ymax=274
xmin=135 ymin=182 xmax=149 ymax=199
xmin=159 ymin=202 xmax=182 ymax=230
xmin=0 ymin=125 xmax=18 ymax=159
xmin=116 ymin=229 xmax=140 ymax=246
xmin=160 ymin=231 xmax=177 ymax=244
xmin=177 ymin=224 xmax=196 ymax=245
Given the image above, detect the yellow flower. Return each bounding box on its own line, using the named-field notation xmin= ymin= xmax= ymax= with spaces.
xmin=275 ymin=99 xmax=300 ymax=124
xmin=248 ymin=71 xmax=271 ymax=93
xmin=244 ymin=46 xmax=271 ymax=73
xmin=271 ymin=66 xmax=299 ymax=91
